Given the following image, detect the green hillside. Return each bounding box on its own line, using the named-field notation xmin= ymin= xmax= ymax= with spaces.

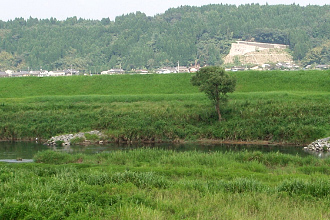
xmin=1 ymin=4 xmax=330 ymax=71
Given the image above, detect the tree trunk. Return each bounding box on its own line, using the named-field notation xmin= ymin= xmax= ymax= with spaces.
xmin=215 ymin=98 xmax=222 ymax=121
xmin=214 ymin=87 xmax=222 ymax=121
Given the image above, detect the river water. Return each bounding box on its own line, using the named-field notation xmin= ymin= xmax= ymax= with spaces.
xmin=0 ymin=141 xmax=316 ymax=161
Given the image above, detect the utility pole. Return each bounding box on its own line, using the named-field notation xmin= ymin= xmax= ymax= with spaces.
xmin=177 ymin=61 xmax=180 ymax=73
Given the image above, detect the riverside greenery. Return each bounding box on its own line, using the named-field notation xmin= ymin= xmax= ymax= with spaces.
xmin=0 ymin=70 xmax=330 ymax=144
xmin=1 ymin=149 xmax=330 ymax=219
xmin=191 ymin=66 xmax=236 ymax=121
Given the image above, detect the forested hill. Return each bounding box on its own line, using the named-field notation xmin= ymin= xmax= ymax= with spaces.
xmin=1 ymin=4 xmax=330 ymax=72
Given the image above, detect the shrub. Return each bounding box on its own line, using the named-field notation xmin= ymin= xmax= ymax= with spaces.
xmin=34 ymin=150 xmax=72 ymax=164
xmin=70 ymin=137 xmax=85 ymax=145
xmin=84 ymin=133 xmax=99 ymax=141
xmin=55 ymin=140 xmax=64 ymax=146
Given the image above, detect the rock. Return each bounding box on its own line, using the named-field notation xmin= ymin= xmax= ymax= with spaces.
xmin=45 ymin=130 xmax=105 ymax=146
xmin=305 ymin=137 xmax=330 ymax=152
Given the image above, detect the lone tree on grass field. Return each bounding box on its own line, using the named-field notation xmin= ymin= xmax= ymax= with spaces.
xmin=191 ymin=66 xmax=236 ymax=121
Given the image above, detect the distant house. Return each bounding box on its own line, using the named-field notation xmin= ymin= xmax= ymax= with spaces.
xmin=11 ymin=72 xmax=24 ymax=77
xmin=156 ymin=68 xmax=172 ymax=74
xmin=109 ymin=69 xmax=125 ymax=74
xmin=29 ymin=71 xmax=41 ymax=77
xmin=0 ymin=72 xmax=8 ymax=77
xmin=189 ymin=67 xmax=199 ymax=73
xmin=64 ymin=69 xmax=79 ymax=75
xmin=250 ymin=66 xmax=261 ymax=70
xmin=101 ymin=69 xmax=125 ymax=75
xmin=39 ymin=70 xmax=49 ymax=77
xmin=276 ymin=62 xmax=299 ymax=70
xmin=156 ymin=67 xmax=177 ymax=74
xmin=262 ymin=64 xmax=271 ymax=69
xmin=5 ymin=70 xmax=14 ymax=76
xmin=20 ymin=71 xmax=30 ymax=77
xmin=177 ymin=66 xmax=190 ymax=73
xmin=48 ymin=71 xmax=66 ymax=76
xmin=315 ymin=65 xmax=329 ymax=70
xmin=231 ymin=67 xmax=246 ymax=71
xmin=135 ymin=69 xmax=149 ymax=74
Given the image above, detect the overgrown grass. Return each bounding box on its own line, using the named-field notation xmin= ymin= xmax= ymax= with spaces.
xmin=0 ymin=71 xmax=329 ymax=143
xmin=1 ymin=149 xmax=330 ymax=219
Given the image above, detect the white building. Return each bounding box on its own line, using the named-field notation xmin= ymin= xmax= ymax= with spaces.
xmin=48 ymin=71 xmax=66 ymax=76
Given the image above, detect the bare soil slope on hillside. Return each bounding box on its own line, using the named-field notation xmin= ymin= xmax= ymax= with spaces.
xmin=224 ymin=41 xmax=293 ymax=65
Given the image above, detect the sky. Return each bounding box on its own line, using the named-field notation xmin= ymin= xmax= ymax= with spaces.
xmin=0 ymin=0 xmax=329 ymax=21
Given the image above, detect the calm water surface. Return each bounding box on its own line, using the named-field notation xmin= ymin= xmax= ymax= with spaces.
xmin=0 ymin=141 xmax=314 ymax=160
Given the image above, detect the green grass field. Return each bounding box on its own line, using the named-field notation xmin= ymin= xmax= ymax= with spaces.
xmin=1 ymin=149 xmax=330 ymax=219
xmin=0 ymin=70 xmax=329 ymax=143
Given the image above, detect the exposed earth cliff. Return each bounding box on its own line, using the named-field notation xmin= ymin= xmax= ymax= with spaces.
xmin=224 ymin=41 xmax=293 ymax=65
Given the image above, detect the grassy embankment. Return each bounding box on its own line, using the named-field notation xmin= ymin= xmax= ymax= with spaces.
xmin=1 ymin=149 xmax=330 ymax=219
xmin=0 ymin=70 xmax=329 ymax=144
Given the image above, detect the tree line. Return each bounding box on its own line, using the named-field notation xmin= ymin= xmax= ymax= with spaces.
xmin=0 ymin=4 xmax=330 ymax=72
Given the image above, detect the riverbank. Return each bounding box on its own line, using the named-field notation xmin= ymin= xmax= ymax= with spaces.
xmin=43 ymin=130 xmax=305 ymax=147
xmin=0 ymin=135 xmax=307 ymax=147
xmin=1 ymin=149 xmax=330 ymax=219
xmin=0 ymin=71 xmax=329 ymax=144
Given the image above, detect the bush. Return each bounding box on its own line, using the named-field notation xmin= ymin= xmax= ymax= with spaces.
xmin=34 ymin=150 xmax=73 ymax=164
xmin=55 ymin=140 xmax=64 ymax=146
xmin=70 ymin=137 xmax=85 ymax=145
xmin=84 ymin=133 xmax=100 ymax=141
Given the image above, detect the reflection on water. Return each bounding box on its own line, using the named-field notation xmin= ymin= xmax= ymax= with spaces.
xmin=303 ymin=149 xmax=330 ymax=158
xmin=0 ymin=141 xmax=315 ymax=160
xmin=0 ymin=141 xmax=49 ymax=160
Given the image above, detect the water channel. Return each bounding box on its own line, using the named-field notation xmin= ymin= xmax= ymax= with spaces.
xmin=0 ymin=141 xmax=321 ymax=162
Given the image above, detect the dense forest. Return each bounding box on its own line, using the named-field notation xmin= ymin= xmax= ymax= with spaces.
xmin=0 ymin=4 xmax=330 ymax=72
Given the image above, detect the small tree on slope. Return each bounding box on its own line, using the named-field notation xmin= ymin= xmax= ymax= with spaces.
xmin=191 ymin=66 xmax=236 ymax=121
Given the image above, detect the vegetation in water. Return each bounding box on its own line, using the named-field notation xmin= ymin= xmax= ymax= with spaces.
xmin=0 ymin=70 xmax=329 ymax=144
xmin=1 ymin=149 xmax=330 ymax=219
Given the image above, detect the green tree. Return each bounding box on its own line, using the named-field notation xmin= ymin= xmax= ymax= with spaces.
xmin=302 ymin=41 xmax=330 ymax=66
xmin=191 ymin=66 xmax=236 ymax=121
